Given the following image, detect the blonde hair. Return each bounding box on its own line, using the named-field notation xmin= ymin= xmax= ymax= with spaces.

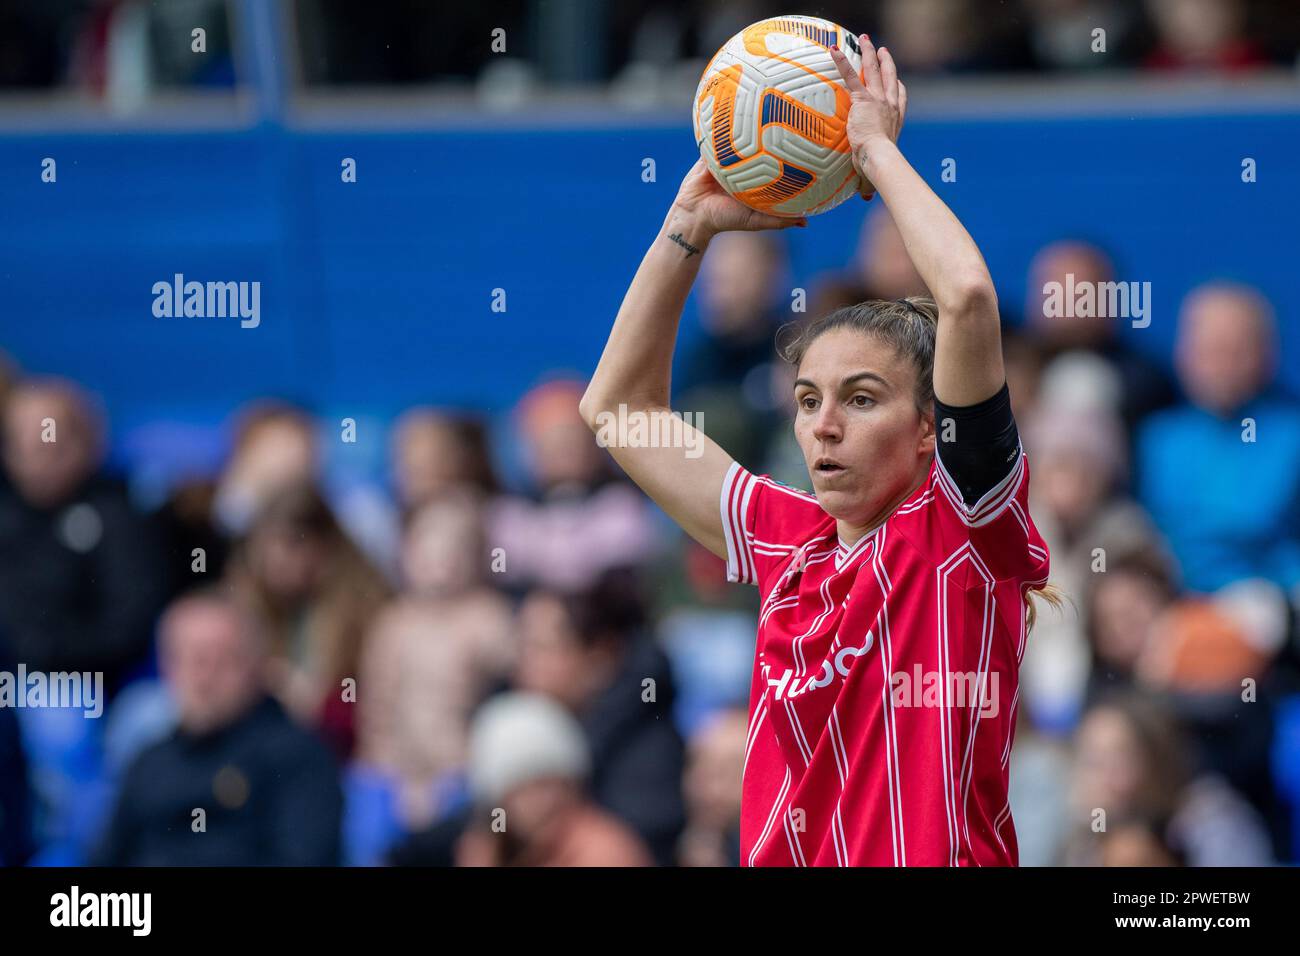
xmin=1025 ymin=582 xmax=1069 ymax=633
xmin=777 ymin=296 xmax=1064 ymax=632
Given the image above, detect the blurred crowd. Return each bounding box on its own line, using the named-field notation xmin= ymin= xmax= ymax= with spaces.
xmin=3 ymin=0 xmax=1299 ymax=99
xmin=1 ymin=191 xmax=1298 ymax=867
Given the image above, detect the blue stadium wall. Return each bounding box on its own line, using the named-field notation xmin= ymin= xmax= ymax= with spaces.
xmin=1 ymin=111 xmax=1297 ymax=455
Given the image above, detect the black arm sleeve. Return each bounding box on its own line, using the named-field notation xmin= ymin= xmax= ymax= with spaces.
xmin=933 ymin=382 xmax=1021 ymax=508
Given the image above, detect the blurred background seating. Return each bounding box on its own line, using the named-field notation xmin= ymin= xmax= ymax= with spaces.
xmin=1 ymin=0 xmax=1298 ymax=867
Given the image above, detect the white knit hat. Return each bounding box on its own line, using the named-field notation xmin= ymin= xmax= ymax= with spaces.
xmin=467 ymin=692 xmax=591 ymax=805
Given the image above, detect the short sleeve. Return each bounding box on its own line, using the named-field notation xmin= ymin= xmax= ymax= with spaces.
xmin=931 ymin=447 xmax=1050 ymax=584
xmin=719 ymin=461 xmax=830 ymax=591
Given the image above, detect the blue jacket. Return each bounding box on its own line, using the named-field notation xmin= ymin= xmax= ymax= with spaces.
xmin=1137 ymin=394 xmax=1300 ymax=593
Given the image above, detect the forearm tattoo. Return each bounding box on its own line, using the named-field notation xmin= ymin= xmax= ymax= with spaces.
xmin=667 ymin=231 xmax=702 ymax=259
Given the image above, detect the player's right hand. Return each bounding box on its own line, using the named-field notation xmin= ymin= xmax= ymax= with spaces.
xmin=671 ymin=158 xmax=808 ymax=235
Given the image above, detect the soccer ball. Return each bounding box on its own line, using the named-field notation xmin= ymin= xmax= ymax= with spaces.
xmin=693 ymin=15 xmax=865 ymax=218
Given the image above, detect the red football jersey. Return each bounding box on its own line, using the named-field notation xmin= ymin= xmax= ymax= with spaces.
xmin=721 ymin=449 xmax=1050 ymax=866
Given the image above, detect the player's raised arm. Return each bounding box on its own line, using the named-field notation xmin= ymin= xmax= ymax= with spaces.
xmin=579 ymin=161 xmax=806 ymax=560
xmin=830 ymin=36 xmax=1004 ymax=408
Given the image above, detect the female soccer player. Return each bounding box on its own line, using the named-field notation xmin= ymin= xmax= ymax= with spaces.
xmin=580 ymin=36 xmax=1053 ymax=866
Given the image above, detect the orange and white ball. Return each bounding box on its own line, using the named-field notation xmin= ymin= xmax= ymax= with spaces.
xmin=693 ymin=15 xmax=865 ymax=218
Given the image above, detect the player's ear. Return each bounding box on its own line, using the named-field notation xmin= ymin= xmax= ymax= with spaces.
xmin=918 ymin=409 xmax=936 ymax=457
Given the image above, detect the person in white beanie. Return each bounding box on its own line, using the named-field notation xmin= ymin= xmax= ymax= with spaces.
xmin=455 ymin=693 xmax=652 ymax=867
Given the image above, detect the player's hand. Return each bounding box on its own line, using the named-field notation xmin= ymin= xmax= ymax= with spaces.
xmin=671 ymin=158 xmax=808 ymax=237
xmin=829 ymin=35 xmax=907 ymax=201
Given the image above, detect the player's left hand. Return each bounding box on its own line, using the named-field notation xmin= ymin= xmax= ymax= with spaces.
xmin=829 ymin=34 xmax=907 ymax=202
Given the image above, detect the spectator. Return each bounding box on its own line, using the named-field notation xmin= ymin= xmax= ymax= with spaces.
xmin=1024 ymin=0 xmax=1142 ymax=71
xmin=0 ymin=377 xmax=167 ymax=690
xmin=226 ymin=483 xmax=391 ymax=757
xmin=1133 ymin=582 xmax=1287 ymax=841
xmin=1082 ymin=546 xmax=1177 ymax=702
xmin=326 ymin=406 xmax=503 ymax=583
xmin=1142 ymin=0 xmax=1270 ymax=73
xmin=351 ymin=489 xmax=515 ymax=857
xmin=488 ymin=379 xmax=662 ymax=592
xmin=1008 ymin=705 xmax=1074 ymax=867
xmin=64 ymin=0 xmax=235 ymax=105
xmin=1137 ymin=282 xmax=1300 ymax=594
xmin=654 ymin=535 xmax=759 ymax=737
xmin=153 ymin=475 xmax=231 ymax=603
xmin=832 ymin=203 xmax=931 ymax=309
xmin=676 ymin=231 xmax=793 ymax=467
xmin=879 ymin=0 xmax=1017 ymax=74
xmin=92 ymin=589 xmax=343 ymax=865
xmin=1137 ymin=589 xmax=1280 ymax=695
xmin=1022 ymin=400 xmax=1163 ymax=730
xmin=679 ymin=230 xmax=788 ymax=393
xmin=514 ymin=567 xmax=686 ymax=865
xmin=391 ymin=408 xmax=498 ymax=517
xmin=455 ymin=692 xmax=652 ymax=867
xmin=1097 ymin=817 xmax=1184 ymax=866
xmin=676 ymin=707 xmax=746 ymax=866
xmin=212 ymin=400 xmax=319 ymax=538
xmin=1065 ymin=692 xmax=1273 ymax=865
xmin=1025 ymin=240 xmax=1177 ymax=433
xmin=1000 ymin=323 xmax=1047 ymax=431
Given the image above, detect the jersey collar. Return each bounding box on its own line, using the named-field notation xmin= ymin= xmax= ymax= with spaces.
xmin=834 ymin=523 xmax=883 ymax=571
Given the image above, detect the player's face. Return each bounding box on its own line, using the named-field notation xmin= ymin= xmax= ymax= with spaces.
xmin=793 ymin=328 xmax=934 ymax=531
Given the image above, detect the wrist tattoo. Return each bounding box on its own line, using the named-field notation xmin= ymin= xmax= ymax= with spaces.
xmin=667 ymin=231 xmax=703 ymax=259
